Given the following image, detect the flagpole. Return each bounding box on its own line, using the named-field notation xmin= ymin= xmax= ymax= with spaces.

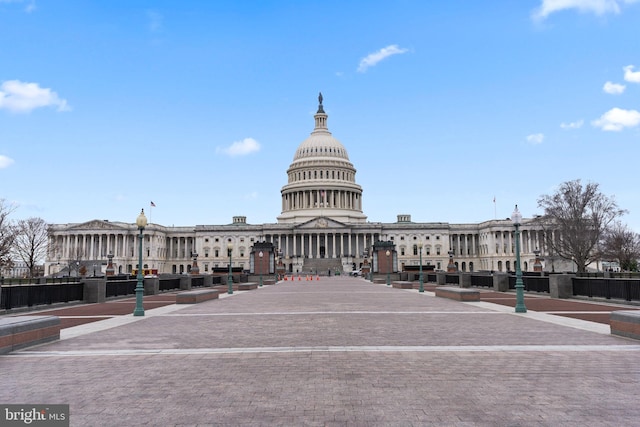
xmin=493 ymin=197 xmax=497 ymax=219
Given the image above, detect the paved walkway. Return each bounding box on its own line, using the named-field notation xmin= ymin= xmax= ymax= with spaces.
xmin=2 ymin=277 xmax=640 ymax=426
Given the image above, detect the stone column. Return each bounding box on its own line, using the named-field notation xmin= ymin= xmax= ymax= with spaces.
xmin=493 ymin=273 xmax=509 ymax=292
xmin=83 ymin=278 xmax=106 ymax=303
xmin=459 ymin=272 xmax=472 ymax=288
xmin=550 ymin=274 xmax=575 ymax=299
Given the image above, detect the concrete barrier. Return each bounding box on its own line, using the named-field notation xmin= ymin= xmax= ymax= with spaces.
xmin=610 ymin=311 xmax=640 ymax=340
xmin=435 ymin=286 xmax=480 ymax=302
xmin=392 ymin=281 xmax=413 ymax=289
xmin=0 ymin=316 xmax=60 ymax=354
xmin=237 ymin=282 xmax=259 ymax=291
xmin=176 ymin=289 xmax=219 ymax=304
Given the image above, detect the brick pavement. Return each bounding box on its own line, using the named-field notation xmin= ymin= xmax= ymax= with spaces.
xmin=2 ymin=277 xmax=640 ymax=426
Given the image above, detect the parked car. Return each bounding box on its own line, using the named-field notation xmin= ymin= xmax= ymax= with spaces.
xmin=352 ymin=269 xmax=362 ymax=277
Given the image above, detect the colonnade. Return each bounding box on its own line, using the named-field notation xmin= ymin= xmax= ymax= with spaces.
xmin=281 ymin=189 xmax=362 ymax=212
xmin=262 ymin=231 xmax=380 ymax=259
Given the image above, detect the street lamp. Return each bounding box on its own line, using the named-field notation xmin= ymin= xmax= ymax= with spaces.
xmin=227 ymin=243 xmax=233 ymax=294
xmin=386 ymin=250 xmax=391 ymax=286
xmin=133 ymin=209 xmax=147 ymax=316
xmin=511 ymin=205 xmax=527 ymax=313
xmin=418 ymin=243 xmax=424 ymax=293
xmin=258 ymin=250 xmax=263 ymax=287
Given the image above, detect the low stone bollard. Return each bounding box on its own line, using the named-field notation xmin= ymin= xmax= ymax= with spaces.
xmin=610 ymin=311 xmax=640 ymax=340
xmin=176 ymin=289 xmax=219 ymax=304
xmin=0 ymin=316 xmax=61 ymax=354
xmin=237 ymin=282 xmax=258 ymax=291
xmin=435 ymin=286 xmax=480 ymax=302
xmin=392 ymin=281 xmax=413 ymax=289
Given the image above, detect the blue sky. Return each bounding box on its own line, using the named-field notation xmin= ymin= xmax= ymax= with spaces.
xmin=1 ymin=0 xmax=639 ymax=231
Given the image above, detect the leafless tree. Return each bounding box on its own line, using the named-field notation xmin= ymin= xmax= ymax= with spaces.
xmin=0 ymin=199 xmax=17 ymax=276
xmin=537 ymin=179 xmax=626 ymax=273
xmin=600 ymin=222 xmax=640 ymax=271
xmin=67 ymin=246 xmax=85 ymax=277
xmin=13 ymin=217 xmax=48 ymax=278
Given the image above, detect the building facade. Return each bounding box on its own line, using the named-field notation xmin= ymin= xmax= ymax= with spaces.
xmin=45 ymin=95 xmax=563 ymax=277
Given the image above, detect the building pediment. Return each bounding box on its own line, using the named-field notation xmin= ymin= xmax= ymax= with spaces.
xmin=67 ymin=220 xmax=129 ymax=231
xmin=295 ymin=217 xmax=348 ymax=230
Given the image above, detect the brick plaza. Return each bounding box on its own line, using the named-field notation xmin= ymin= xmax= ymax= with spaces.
xmin=2 ymin=276 xmax=640 ymax=426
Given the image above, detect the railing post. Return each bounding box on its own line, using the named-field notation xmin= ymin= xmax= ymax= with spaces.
xmin=83 ymin=278 xmax=107 ymax=303
xmin=459 ymin=273 xmax=472 ymax=288
xmin=144 ymin=276 xmax=160 ymax=295
xmin=493 ymin=273 xmax=509 ymax=292
xmin=549 ymin=274 xmax=575 ymax=299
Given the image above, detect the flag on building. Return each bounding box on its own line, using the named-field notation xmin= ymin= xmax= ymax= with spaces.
xmin=150 ymin=201 xmax=156 ymax=207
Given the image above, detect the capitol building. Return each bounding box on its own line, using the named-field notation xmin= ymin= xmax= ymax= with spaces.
xmin=45 ymin=95 xmax=555 ymax=277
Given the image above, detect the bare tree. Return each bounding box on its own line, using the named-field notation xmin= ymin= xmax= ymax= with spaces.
xmin=0 ymin=199 xmax=17 ymax=275
xmin=13 ymin=217 xmax=48 ymax=278
xmin=67 ymin=246 xmax=85 ymax=277
xmin=537 ymin=179 xmax=626 ymax=273
xmin=600 ymin=222 xmax=640 ymax=271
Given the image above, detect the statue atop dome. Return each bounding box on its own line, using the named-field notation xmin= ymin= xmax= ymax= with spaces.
xmin=317 ymin=92 xmax=325 ymax=113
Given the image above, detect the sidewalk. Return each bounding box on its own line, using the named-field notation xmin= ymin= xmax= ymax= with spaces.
xmin=2 ymin=277 xmax=639 ymax=426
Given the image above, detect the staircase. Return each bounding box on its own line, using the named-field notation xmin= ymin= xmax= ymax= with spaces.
xmin=302 ymin=258 xmax=343 ymax=275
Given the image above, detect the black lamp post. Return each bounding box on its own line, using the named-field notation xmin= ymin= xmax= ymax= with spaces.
xmin=511 ymin=205 xmax=527 ymax=313
xmin=227 ymin=243 xmax=233 ymax=294
xmin=133 ymin=209 xmax=147 ymax=316
xmin=386 ymin=250 xmax=391 ymax=286
xmin=258 ymin=250 xmax=263 ymax=287
xmin=418 ymin=243 xmax=424 ymax=293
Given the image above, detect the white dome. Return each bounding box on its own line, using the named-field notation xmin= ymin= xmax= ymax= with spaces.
xmin=293 ymin=130 xmax=350 ymax=162
xmin=278 ymin=93 xmax=367 ymax=224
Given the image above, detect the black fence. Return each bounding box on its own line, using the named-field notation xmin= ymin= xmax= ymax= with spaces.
xmin=192 ymin=277 xmax=204 ymax=288
xmin=105 ymin=280 xmax=137 ymax=298
xmin=1 ymin=283 xmax=84 ymax=310
xmin=508 ymin=275 xmax=550 ymax=293
xmin=159 ymin=278 xmax=181 ymax=292
xmin=573 ymin=278 xmax=640 ymax=301
xmin=445 ymin=274 xmax=459 ymax=285
xmin=471 ymin=274 xmax=493 ymax=288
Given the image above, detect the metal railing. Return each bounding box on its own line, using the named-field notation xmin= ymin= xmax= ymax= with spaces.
xmin=471 ymin=274 xmax=493 ymax=288
xmin=573 ymin=278 xmax=640 ymax=302
xmin=105 ymin=280 xmax=136 ymax=298
xmin=508 ymin=275 xmax=550 ymax=293
xmin=1 ymin=282 xmax=84 ymax=310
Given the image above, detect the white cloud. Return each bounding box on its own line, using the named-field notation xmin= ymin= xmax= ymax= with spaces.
xmin=357 ymin=45 xmax=408 ymax=73
xmin=561 ymin=119 xmax=584 ymax=129
xmin=623 ymin=65 xmax=640 ymax=83
xmin=603 ymin=81 xmax=626 ymax=94
xmin=0 ymin=0 xmax=36 ymax=13
xmin=532 ymin=0 xmax=639 ymax=20
xmin=0 ymin=80 xmax=70 ymax=113
xmin=0 ymin=155 xmax=15 ymax=169
xmin=217 ymin=137 xmax=261 ymax=157
xmin=146 ymin=10 xmax=163 ymax=32
xmin=526 ymin=133 xmax=545 ymax=144
xmin=592 ymin=107 xmax=640 ymax=131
